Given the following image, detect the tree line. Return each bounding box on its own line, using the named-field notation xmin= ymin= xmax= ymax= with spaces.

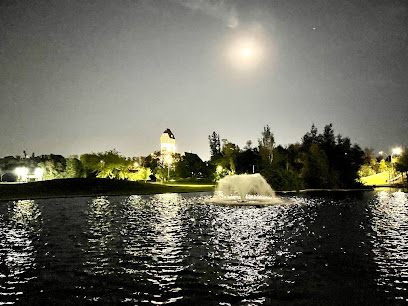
xmin=208 ymin=124 xmax=369 ymax=190
xmin=0 ymin=150 xmax=151 ymax=182
xmin=1 ymin=124 xmax=407 ymax=189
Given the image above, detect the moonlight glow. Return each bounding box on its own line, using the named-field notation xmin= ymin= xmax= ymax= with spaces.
xmin=242 ymin=48 xmax=250 ymax=56
xmin=223 ymin=25 xmax=271 ymax=72
xmin=226 ymin=37 xmax=264 ymax=71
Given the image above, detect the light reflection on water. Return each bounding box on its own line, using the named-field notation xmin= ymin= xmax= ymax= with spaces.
xmin=0 ymin=200 xmax=41 ymax=304
xmin=370 ymin=190 xmax=408 ymax=301
xmin=0 ymin=191 xmax=407 ymax=304
xmin=84 ymin=196 xmax=118 ymax=276
xmin=205 ymin=203 xmax=306 ymax=299
xmin=121 ymin=194 xmax=188 ymax=304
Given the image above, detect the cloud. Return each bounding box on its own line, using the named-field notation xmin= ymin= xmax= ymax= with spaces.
xmin=173 ymin=0 xmax=239 ymax=28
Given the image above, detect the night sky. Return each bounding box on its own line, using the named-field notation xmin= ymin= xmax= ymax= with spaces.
xmin=1 ymin=0 xmax=407 ymax=161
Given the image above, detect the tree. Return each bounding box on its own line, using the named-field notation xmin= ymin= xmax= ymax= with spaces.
xmin=320 ymin=124 xmax=336 ymax=167
xmin=80 ymin=153 xmax=101 ymax=177
xmin=260 ymin=145 xmax=303 ymax=191
xmin=221 ymin=139 xmax=239 ymax=174
xmin=302 ymin=124 xmax=319 ymax=148
xmin=300 ymin=143 xmax=330 ymax=188
xmin=174 ymin=153 xmax=207 ymax=179
xmin=358 ymin=164 xmax=376 ymax=177
xmin=64 ymin=158 xmax=84 ymax=178
xmin=395 ymin=148 xmax=408 ymax=184
xmin=128 ymin=167 xmax=152 ymax=181
xmin=244 ymin=140 xmax=253 ymax=150
xmin=235 ymin=147 xmax=261 ymax=174
xmin=363 ymin=147 xmax=375 ymax=164
xmin=208 ymin=131 xmax=221 ymax=157
xmin=142 ymin=151 xmax=161 ymax=170
xmin=258 ymin=125 xmax=274 ymax=164
xmin=95 ymin=150 xmax=131 ymax=179
xmin=38 ymin=155 xmax=67 ymax=180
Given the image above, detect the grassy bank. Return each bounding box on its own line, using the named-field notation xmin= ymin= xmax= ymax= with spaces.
xmin=0 ymin=178 xmax=215 ymax=201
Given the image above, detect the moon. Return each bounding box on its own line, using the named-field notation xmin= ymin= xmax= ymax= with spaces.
xmin=225 ymin=37 xmax=264 ymax=71
xmin=221 ymin=24 xmax=273 ymax=74
xmin=242 ymin=48 xmax=250 ymax=56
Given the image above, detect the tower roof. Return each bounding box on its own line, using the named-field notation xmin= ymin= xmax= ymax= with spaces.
xmin=162 ymin=128 xmax=175 ymax=139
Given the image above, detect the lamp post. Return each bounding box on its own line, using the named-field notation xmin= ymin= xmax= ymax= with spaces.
xmin=165 ymin=155 xmax=173 ymax=181
xmin=380 ymin=148 xmax=403 ymax=184
xmin=378 ymin=151 xmax=388 ymax=160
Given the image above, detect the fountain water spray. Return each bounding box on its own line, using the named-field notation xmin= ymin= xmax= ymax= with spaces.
xmin=211 ymin=173 xmax=281 ymax=205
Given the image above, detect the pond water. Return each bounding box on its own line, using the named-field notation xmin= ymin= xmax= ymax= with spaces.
xmin=0 ymin=190 xmax=407 ymax=304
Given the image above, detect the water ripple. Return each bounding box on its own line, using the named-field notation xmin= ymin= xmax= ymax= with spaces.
xmin=0 ymin=191 xmax=406 ymax=304
xmin=0 ymin=200 xmax=41 ymax=305
xmin=370 ymin=190 xmax=408 ymax=302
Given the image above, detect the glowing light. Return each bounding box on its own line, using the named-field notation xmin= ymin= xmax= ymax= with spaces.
xmin=223 ymin=24 xmax=272 ymax=73
xmin=15 ymin=167 xmax=22 ymax=176
xmin=34 ymin=168 xmax=43 ymax=179
xmin=393 ymin=147 xmax=402 ymax=155
xmin=242 ymin=48 xmax=250 ymax=56
xmin=164 ymin=155 xmax=173 ymax=165
xmin=15 ymin=167 xmax=29 ymax=182
xmin=226 ymin=37 xmax=264 ymax=71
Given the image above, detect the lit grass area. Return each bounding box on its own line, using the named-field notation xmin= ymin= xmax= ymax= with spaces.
xmin=0 ymin=178 xmax=215 ymax=201
xmin=158 ymin=181 xmax=215 ymax=188
xmin=360 ymin=171 xmax=390 ymax=186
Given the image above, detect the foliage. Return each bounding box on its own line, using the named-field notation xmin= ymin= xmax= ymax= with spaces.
xmin=300 ymin=143 xmax=330 ymax=188
xmin=80 ymin=150 xmax=151 ymax=181
xmin=174 ymin=153 xmax=207 ymax=179
xmin=95 ymin=150 xmax=130 ymax=179
xmin=261 ymin=166 xmax=303 ymax=191
xmin=142 ymin=151 xmax=161 ymax=170
xmin=258 ymin=125 xmax=274 ymax=164
xmin=0 ymin=123 xmax=372 ymax=190
xmin=395 ymin=148 xmax=408 ymax=184
xmin=358 ymin=165 xmax=376 ymax=178
xmin=80 ymin=153 xmax=101 ymax=177
xmin=155 ymin=167 xmax=168 ymax=182
xmin=235 ymin=148 xmax=261 ymax=174
xmin=65 ymin=158 xmax=84 ymax=178
xmin=208 ymin=131 xmax=221 ymax=157
xmin=221 ymin=139 xmax=239 ymax=174
xmin=298 ymin=124 xmax=365 ymax=188
xmin=358 ymin=157 xmax=390 ymax=179
xmin=37 ymin=155 xmax=67 ymax=180
xmin=128 ymin=167 xmax=152 ymax=181
xmin=205 ymin=123 xmax=364 ymax=189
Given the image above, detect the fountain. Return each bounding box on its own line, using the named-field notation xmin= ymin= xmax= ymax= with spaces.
xmin=210 ymin=173 xmax=282 ymax=205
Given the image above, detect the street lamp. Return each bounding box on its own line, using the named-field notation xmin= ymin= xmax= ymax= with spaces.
xmin=378 ymin=151 xmax=389 ymax=160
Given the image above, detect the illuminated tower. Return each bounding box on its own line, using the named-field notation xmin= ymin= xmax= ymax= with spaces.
xmin=160 ymin=128 xmax=176 ymax=158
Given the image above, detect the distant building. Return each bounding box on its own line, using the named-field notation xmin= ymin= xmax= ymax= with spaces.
xmin=160 ymin=128 xmax=176 ymax=167
xmin=160 ymin=128 xmax=176 ymax=158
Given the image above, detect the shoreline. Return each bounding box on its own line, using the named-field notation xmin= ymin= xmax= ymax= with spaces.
xmin=0 ymin=178 xmax=394 ymax=202
xmin=0 ymin=178 xmax=214 ymax=201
